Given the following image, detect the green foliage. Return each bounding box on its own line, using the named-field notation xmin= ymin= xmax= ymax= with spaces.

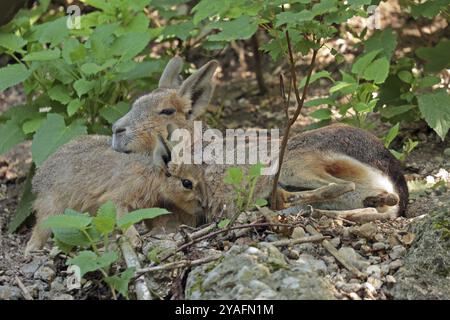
xmin=224 ymin=163 xmax=267 ymax=212
xmin=42 ymin=201 xmax=170 ymax=299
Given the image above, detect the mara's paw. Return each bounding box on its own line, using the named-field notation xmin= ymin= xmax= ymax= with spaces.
xmin=363 ymin=192 xmax=399 ymax=208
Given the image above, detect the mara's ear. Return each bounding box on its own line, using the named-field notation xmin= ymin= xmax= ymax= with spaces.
xmin=179 ymin=60 xmax=219 ymax=119
xmin=153 ymin=135 xmax=172 ymax=170
xmin=158 ymin=57 xmax=184 ymax=89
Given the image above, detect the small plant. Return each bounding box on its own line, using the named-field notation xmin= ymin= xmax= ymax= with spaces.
xmin=383 ymin=123 xmax=418 ymax=162
xmin=224 ymin=163 xmax=268 ymax=214
xmin=42 ymin=201 xmax=169 ymax=299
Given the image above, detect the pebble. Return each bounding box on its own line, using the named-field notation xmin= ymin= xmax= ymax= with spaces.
xmin=329 ymin=237 xmax=341 ymax=248
xmin=21 ymin=259 xmax=43 ymax=278
xmin=348 ymin=292 xmax=361 ymax=300
xmin=338 ymin=247 xmax=370 ymax=271
xmin=374 ymin=233 xmax=385 ymax=242
xmin=444 ymin=148 xmax=450 ymax=157
xmin=389 ymin=259 xmax=404 ymax=271
xmin=51 ymin=293 xmax=74 ymax=300
xmin=389 ymin=245 xmax=406 ymax=260
xmin=291 ymin=227 xmax=306 ymax=239
xmin=0 ymin=285 xmax=21 ymax=300
xmin=385 ymin=275 xmax=396 ymax=284
xmin=351 ymin=223 xmax=377 ymax=239
xmin=286 ymin=249 xmax=300 ymax=260
xmin=372 ymin=242 xmax=387 ymax=251
xmin=367 ymin=276 xmax=383 ymax=290
xmin=34 ymin=266 xmax=56 ymax=282
xmin=366 ymin=265 xmax=381 ymax=278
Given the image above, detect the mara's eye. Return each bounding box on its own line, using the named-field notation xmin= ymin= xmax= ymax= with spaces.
xmin=181 ymin=179 xmax=193 ymax=189
xmin=159 ymin=108 xmax=176 ymax=115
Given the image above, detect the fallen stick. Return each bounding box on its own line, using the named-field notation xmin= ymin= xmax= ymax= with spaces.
xmin=120 ymin=238 xmax=152 ymax=300
xmin=269 ymin=234 xmax=327 ymax=247
xmin=160 ymin=220 xmax=301 ymax=263
xmin=136 ymin=254 xmax=222 ymax=277
xmin=15 ymin=275 xmax=33 ymax=300
xmin=305 ymin=225 xmax=366 ymax=279
xmin=313 ymin=208 xmax=390 ymax=224
xmin=176 ymin=223 xmax=216 ymax=246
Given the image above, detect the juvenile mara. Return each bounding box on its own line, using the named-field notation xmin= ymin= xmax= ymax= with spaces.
xmin=25 ymin=135 xmax=210 ymax=256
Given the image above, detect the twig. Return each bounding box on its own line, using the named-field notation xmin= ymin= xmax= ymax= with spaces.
xmin=176 ymin=223 xmax=216 ymax=246
xmin=15 ymin=276 xmax=33 ymax=300
xmin=305 ymin=225 xmax=366 ymax=279
xmin=160 ymin=220 xmax=301 ymax=263
xmin=120 ymin=238 xmax=153 ymax=300
xmin=269 ymin=234 xmax=327 ymax=247
xmin=270 ymin=22 xmax=319 ymax=208
xmin=136 ymin=254 xmax=222 ymax=277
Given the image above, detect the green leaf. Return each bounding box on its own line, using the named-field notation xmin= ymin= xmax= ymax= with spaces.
xmin=22 ymin=48 xmax=61 ymax=61
xmin=354 ymin=102 xmax=372 ymax=113
xmin=67 ymin=99 xmax=83 ymax=117
xmin=0 ymin=64 xmax=32 ymax=92
xmin=42 ymin=210 xmax=92 ymax=230
xmin=31 ymin=17 xmax=69 ymax=47
xmin=209 ymin=16 xmax=258 ymax=41
xmin=110 ymin=32 xmax=151 ymax=59
xmin=192 ymin=0 xmax=230 ymax=24
xmin=312 ymin=0 xmax=338 ymax=16
xmin=68 ymin=251 xmax=118 ymax=277
xmin=330 ymin=81 xmax=357 ymax=94
xmin=411 ymin=0 xmax=450 ymax=19
xmin=218 ymin=219 xmax=230 ymax=229
xmin=224 ymin=167 xmax=243 ymax=185
xmin=93 ymin=201 xmax=117 ymax=235
xmin=416 ymin=76 xmax=441 ymax=88
xmin=0 ymin=33 xmax=27 ymax=52
xmin=383 ymin=123 xmax=400 ymax=147
xmin=417 ymin=90 xmax=450 ymax=140
xmin=397 ymin=71 xmax=413 ymax=84
xmin=117 ymin=208 xmax=171 ymax=231
xmin=81 ymin=63 xmax=104 ymax=76
xmin=362 ymin=57 xmax=390 ymax=84
xmin=380 ymin=105 xmax=416 ymax=119
xmin=8 ymin=165 xmax=36 ymax=232
xmin=249 ymin=163 xmax=263 ymax=178
xmin=52 ymin=227 xmax=93 ymax=247
xmin=105 ymin=268 xmax=136 ymax=299
xmin=275 ymin=10 xmax=314 ymax=27
xmin=299 ymin=71 xmax=334 ymax=89
xmin=351 ymin=49 xmax=381 ymax=76
xmin=309 ymin=108 xmax=332 ymax=120
xmin=416 ymin=40 xmax=450 ymax=73
xmin=31 ymin=113 xmax=87 ymax=166
xmin=254 ymin=198 xmax=268 ymax=207
xmin=99 ymin=102 xmax=131 ymax=124
xmin=364 ymin=28 xmax=397 ymax=60
xmin=74 ymin=79 xmax=95 ymax=97
xmin=0 ymin=120 xmax=26 ymax=155
xmin=304 ymin=98 xmax=334 ymax=107
xmin=48 ymin=85 xmax=72 ymax=104
xmin=105 ymin=268 xmax=135 ymax=299
xmin=22 ymin=118 xmax=44 ymax=134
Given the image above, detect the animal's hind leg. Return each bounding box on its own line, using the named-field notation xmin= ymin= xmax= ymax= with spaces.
xmin=284 ymin=181 xmax=355 ymax=206
xmin=311 ymin=207 xmax=392 ymax=223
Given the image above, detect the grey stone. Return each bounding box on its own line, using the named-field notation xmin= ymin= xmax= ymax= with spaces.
xmin=392 ymin=206 xmax=450 ymax=299
xmin=372 ymin=242 xmax=387 ymax=251
xmin=21 ymin=258 xmax=44 ymax=278
xmin=389 ymin=259 xmax=404 ymax=271
xmin=338 ymin=247 xmax=370 ymax=271
xmin=443 ymin=148 xmax=450 ymax=157
xmin=34 ymin=265 xmax=56 ymax=282
xmin=291 ymin=227 xmax=306 ymax=239
xmin=0 ymin=285 xmax=22 ymax=300
xmin=389 ymin=245 xmax=406 ymax=260
xmin=186 ymin=244 xmax=335 ymax=300
xmin=366 ymin=265 xmax=381 ymax=278
xmin=51 ymin=293 xmax=74 ymax=300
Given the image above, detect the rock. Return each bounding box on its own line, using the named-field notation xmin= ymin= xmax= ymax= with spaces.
xmin=51 ymin=293 xmax=74 ymax=300
xmin=372 ymin=242 xmax=387 ymax=251
xmin=286 ymin=249 xmax=300 ymax=260
xmin=389 ymin=245 xmax=406 ymax=260
xmin=443 ymin=148 xmax=450 ymax=157
xmin=329 ymin=237 xmax=341 ymax=248
xmin=21 ymin=258 xmax=44 ymax=278
xmin=367 ymin=276 xmax=383 ymax=290
xmin=295 ymin=254 xmax=327 ymax=275
xmin=0 ymin=285 xmax=21 ymax=300
xmin=186 ymin=244 xmax=335 ymax=300
xmin=386 ymin=275 xmax=396 ymax=284
xmin=348 ymin=292 xmax=361 ymax=300
xmin=291 ymin=227 xmax=306 ymax=239
xmin=392 ymin=206 xmax=450 ymax=299
xmin=389 ymin=259 xmax=404 ymax=271
xmin=366 ymin=265 xmax=381 ymax=278
xmin=351 ymin=223 xmax=377 ymax=239
xmin=338 ymin=247 xmax=370 ymax=271
xmin=337 ymin=282 xmax=362 ymax=293
xmin=34 ymin=266 xmax=55 ymax=282
xmin=374 ymin=233 xmax=385 ymax=242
